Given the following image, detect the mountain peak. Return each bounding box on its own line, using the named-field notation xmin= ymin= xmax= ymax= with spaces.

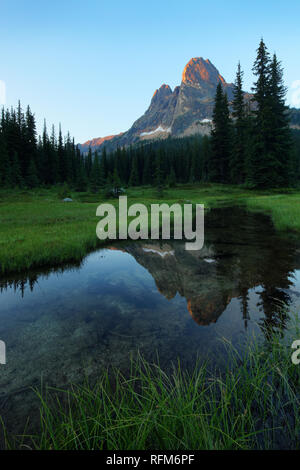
xmin=152 ymin=83 xmax=172 ymax=100
xmin=81 ymin=56 xmax=238 ymax=151
xmin=182 ymin=57 xmax=226 ymax=87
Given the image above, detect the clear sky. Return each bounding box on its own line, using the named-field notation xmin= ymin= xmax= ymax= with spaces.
xmin=1 ymin=0 xmax=300 ymax=143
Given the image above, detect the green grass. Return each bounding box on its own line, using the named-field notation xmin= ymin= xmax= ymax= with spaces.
xmin=3 ymin=327 xmax=299 ymax=450
xmin=1 ymin=187 xmax=300 ymax=450
xmin=246 ymin=193 xmax=300 ymax=232
xmin=1 ymin=184 xmax=300 ymax=274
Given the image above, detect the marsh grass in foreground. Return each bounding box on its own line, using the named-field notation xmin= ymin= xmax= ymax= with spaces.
xmin=4 ymin=331 xmax=299 ymax=450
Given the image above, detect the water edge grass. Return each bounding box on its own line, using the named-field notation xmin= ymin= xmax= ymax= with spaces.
xmin=2 ymin=328 xmax=299 ymax=450
xmin=246 ymin=193 xmax=300 ymax=232
xmin=2 ymin=184 xmax=300 ymax=275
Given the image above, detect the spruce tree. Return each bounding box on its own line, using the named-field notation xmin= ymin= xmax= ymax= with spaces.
xmin=16 ymin=101 xmax=26 ymax=174
xmin=142 ymin=153 xmax=151 ymax=185
xmin=210 ymin=83 xmax=232 ymax=183
xmin=11 ymin=152 xmax=23 ymax=187
xmin=268 ymin=54 xmax=293 ymax=186
xmin=248 ymin=39 xmax=274 ymax=187
xmin=49 ymin=124 xmax=59 ymax=184
xmin=189 ymin=153 xmax=196 ymax=183
xmin=201 ymin=135 xmax=211 ymax=182
xmin=99 ymin=147 xmax=108 ymax=184
xmin=57 ymin=123 xmax=64 ymax=183
xmin=154 ymin=148 xmax=164 ymax=197
xmin=26 ymin=158 xmax=39 ymax=188
xmin=129 ymin=154 xmax=139 ymax=186
xmin=75 ymin=155 xmax=87 ymax=192
xmin=112 ymin=167 xmax=122 ymax=197
xmin=167 ymin=165 xmax=176 ymax=187
xmin=86 ymin=147 xmax=93 ymax=178
xmin=0 ymin=130 xmax=9 ymax=186
xmin=230 ymin=62 xmax=246 ymax=184
xmin=192 ymin=138 xmax=202 ymax=181
xmin=24 ymin=105 xmax=38 ymax=176
xmin=90 ymin=151 xmax=102 ymax=193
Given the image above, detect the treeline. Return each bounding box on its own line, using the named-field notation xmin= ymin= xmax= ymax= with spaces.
xmin=1 ymin=39 xmax=300 ymax=192
xmin=98 ymin=39 xmax=300 ymax=191
xmin=0 ymin=102 xmax=88 ymax=189
xmin=97 ymin=136 xmax=209 ymax=191
xmin=209 ymin=39 xmax=297 ymax=187
xmin=290 ymin=109 xmax=300 ymax=127
xmin=0 ymin=100 xmax=210 ymax=192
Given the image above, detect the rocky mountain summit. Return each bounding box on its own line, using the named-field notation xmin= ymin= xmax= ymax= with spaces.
xmin=80 ymin=57 xmax=238 ymax=152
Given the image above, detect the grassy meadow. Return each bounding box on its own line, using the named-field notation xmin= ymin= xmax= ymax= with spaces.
xmin=1 ymin=184 xmax=300 ymax=274
xmin=1 ymin=186 xmax=300 ymax=450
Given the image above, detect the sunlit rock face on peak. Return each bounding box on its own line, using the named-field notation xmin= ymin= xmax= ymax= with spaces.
xmin=170 ymin=57 xmax=235 ymax=136
xmin=152 ymin=83 xmax=172 ymax=100
xmin=182 ymin=57 xmax=226 ymax=87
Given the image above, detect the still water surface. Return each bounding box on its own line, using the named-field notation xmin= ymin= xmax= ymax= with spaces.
xmin=0 ymin=207 xmax=300 ymax=433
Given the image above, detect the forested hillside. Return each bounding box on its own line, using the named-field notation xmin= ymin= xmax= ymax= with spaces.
xmin=1 ymin=39 xmax=300 ymax=192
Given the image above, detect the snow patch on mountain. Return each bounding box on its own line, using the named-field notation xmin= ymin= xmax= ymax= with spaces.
xmin=140 ymin=126 xmax=171 ymax=137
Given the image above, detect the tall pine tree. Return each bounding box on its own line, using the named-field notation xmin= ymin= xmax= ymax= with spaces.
xmin=230 ymin=62 xmax=247 ymax=184
xmin=268 ymin=54 xmax=294 ymax=186
xmin=247 ymin=39 xmax=274 ymax=187
xmin=209 ymin=83 xmax=232 ymax=183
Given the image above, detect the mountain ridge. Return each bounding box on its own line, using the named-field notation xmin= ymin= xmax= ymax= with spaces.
xmin=78 ymin=133 xmax=124 ymax=153
xmin=79 ymin=57 xmax=243 ymax=153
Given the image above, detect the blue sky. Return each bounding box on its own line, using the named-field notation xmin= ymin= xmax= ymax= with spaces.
xmin=1 ymin=0 xmax=300 ymax=143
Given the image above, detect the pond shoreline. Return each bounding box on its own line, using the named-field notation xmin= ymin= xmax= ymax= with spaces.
xmin=0 ymin=198 xmax=300 ymax=450
xmin=1 ymin=184 xmax=300 ymax=276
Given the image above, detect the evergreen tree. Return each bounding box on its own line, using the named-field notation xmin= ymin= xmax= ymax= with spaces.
xmin=167 ymin=165 xmax=176 ymax=187
xmin=210 ymin=83 xmax=232 ymax=183
xmin=0 ymin=130 xmax=9 ymax=186
xmin=201 ymin=135 xmax=211 ymax=182
xmin=154 ymin=148 xmax=164 ymax=197
xmin=57 ymin=123 xmax=64 ymax=183
xmin=75 ymin=150 xmax=87 ymax=191
xmin=24 ymin=105 xmax=38 ymax=174
xmin=86 ymin=147 xmax=93 ymax=178
xmin=26 ymin=158 xmax=39 ymax=188
xmin=49 ymin=124 xmax=59 ymax=184
xmin=99 ymin=147 xmax=108 ymax=184
xmin=268 ymin=54 xmax=294 ymax=186
xmin=90 ymin=151 xmax=102 ymax=193
xmin=129 ymin=154 xmax=139 ymax=186
xmin=0 ymin=103 xmax=81 ymax=189
xmin=247 ymin=39 xmax=274 ymax=187
xmin=189 ymin=153 xmax=196 ymax=183
xmin=142 ymin=153 xmax=151 ymax=185
xmin=192 ymin=138 xmax=202 ymax=181
xmin=16 ymin=101 xmax=26 ymax=173
xmin=11 ymin=152 xmax=23 ymax=187
xmin=64 ymin=132 xmax=75 ymax=185
xmin=112 ymin=167 xmax=122 ymax=197
xmin=230 ymin=62 xmax=247 ymax=184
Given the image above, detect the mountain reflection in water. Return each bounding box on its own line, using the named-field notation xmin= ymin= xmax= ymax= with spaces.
xmin=2 ymin=207 xmax=299 ymax=336
xmin=1 ymin=207 xmax=300 ymax=437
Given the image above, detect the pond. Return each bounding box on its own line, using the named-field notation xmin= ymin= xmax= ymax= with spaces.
xmin=0 ymin=207 xmax=300 ymax=436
